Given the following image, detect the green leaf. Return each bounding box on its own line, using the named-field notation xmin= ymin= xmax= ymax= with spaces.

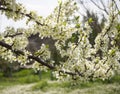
xmin=63 ymin=22 xmax=67 ymax=26
xmin=75 ymin=16 xmax=79 ymax=20
xmin=75 ymin=24 xmax=80 ymax=28
xmin=88 ymin=18 xmax=93 ymax=23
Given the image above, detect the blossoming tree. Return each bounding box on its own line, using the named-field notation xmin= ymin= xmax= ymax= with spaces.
xmin=0 ymin=0 xmax=120 ymax=81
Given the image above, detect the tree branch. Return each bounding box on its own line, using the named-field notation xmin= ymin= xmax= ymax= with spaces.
xmin=0 ymin=40 xmax=54 ymax=69
xmin=0 ymin=40 xmax=80 ymax=77
xmin=112 ymin=0 xmax=120 ymax=12
xmin=100 ymin=0 xmax=109 ymax=15
xmin=57 ymin=2 xmax=62 ymax=23
xmin=0 ymin=6 xmax=46 ymax=26
xmin=4 ymin=32 xmax=23 ymax=38
xmin=90 ymin=0 xmax=109 ymax=15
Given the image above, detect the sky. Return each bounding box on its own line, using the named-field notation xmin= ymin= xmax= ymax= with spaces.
xmin=16 ymin=0 xmax=58 ymax=17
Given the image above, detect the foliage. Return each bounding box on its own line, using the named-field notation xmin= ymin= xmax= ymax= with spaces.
xmin=0 ymin=0 xmax=120 ymax=81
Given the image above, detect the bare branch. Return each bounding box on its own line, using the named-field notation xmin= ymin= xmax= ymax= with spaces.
xmin=90 ymin=0 xmax=109 ymax=15
xmin=100 ymin=0 xmax=109 ymax=14
xmin=112 ymin=0 xmax=120 ymax=12
xmin=79 ymin=0 xmax=88 ymax=11
xmin=57 ymin=2 xmax=62 ymax=23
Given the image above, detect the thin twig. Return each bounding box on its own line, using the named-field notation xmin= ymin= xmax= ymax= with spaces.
xmin=90 ymin=0 xmax=109 ymax=15
xmin=112 ymin=0 xmax=120 ymax=12
xmin=57 ymin=2 xmax=62 ymax=23
xmin=100 ymin=0 xmax=109 ymax=15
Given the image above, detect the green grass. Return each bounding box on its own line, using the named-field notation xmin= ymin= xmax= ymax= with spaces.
xmin=31 ymin=80 xmax=48 ymax=91
xmin=17 ymin=75 xmax=40 ymax=83
xmin=31 ymin=75 xmax=120 ymax=93
xmin=0 ymin=69 xmax=43 ymax=91
xmin=107 ymin=75 xmax=120 ymax=84
xmin=31 ymin=81 xmax=91 ymax=91
xmin=0 ymin=69 xmax=120 ymax=94
xmin=13 ymin=69 xmax=33 ymax=77
xmin=0 ymin=69 xmax=55 ymax=86
xmin=31 ymin=80 xmax=71 ymax=91
xmin=0 ymin=69 xmax=54 ymax=92
xmin=31 ymin=79 xmax=120 ymax=94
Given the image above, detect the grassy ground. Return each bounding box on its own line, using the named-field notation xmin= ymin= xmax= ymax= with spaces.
xmin=0 ymin=69 xmax=120 ymax=94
